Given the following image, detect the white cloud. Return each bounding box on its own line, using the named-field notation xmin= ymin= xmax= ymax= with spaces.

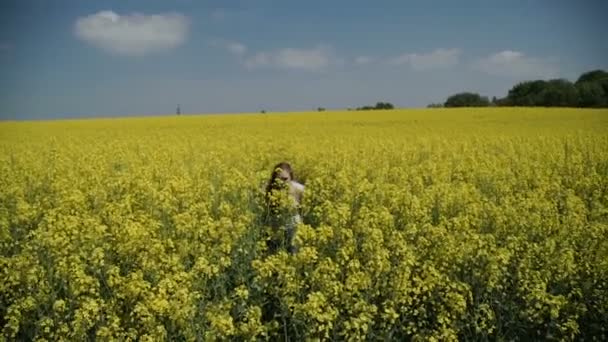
xmin=222 ymin=42 xmax=247 ymax=56
xmin=244 ymin=45 xmax=335 ymax=71
xmin=227 ymin=42 xmax=247 ymax=56
xmin=354 ymin=56 xmax=373 ymax=65
xmin=74 ymin=10 xmax=189 ymax=56
xmin=475 ymin=50 xmax=558 ymax=78
xmin=389 ymin=48 xmax=461 ymax=71
xmin=210 ymin=39 xmax=247 ymax=56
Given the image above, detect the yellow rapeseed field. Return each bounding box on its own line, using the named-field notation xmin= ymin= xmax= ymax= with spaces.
xmin=1 ymin=108 xmax=608 ymax=340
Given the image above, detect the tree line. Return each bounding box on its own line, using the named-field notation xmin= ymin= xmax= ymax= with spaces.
xmin=352 ymin=102 xmax=395 ymax=111
xmin=433 ymin=69 xmax=608 ymax=108
xmin=267 ymin=70 xmax=606 ymax=113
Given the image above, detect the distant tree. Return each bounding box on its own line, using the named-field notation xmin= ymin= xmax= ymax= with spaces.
xmin=356 ymin=102 xmax=395 ymax=110
xmin=444 ymin=92 xmax=490 ymax=107
xmin=506 ymin=80 xmax=548 ymax=106
xmin=505 ymin=79 xmax=579 ymax=107
xmin=317 ymin=107 xmax=326 ymax=112
xmin=576 ymin=81 xmax=607 ymax=107
xmin=375 ymin=102 xmax=394 ymax=109
xmin=574 ymin=69 xmax=608 ymax=108
xmin=176 ymin=104 xmax=181 ymax=115
xmin=493 ymin=97 xmax=510 ymax=106
xmin=261 ymin=110 xmax=266 ymax=114
xmin=538 ymin=79 xmax=579 ymax=107
xmin=575 ymin=70 xmax=608 ymax=85
xmin=426 ymin=103 xmax=443 ymax=108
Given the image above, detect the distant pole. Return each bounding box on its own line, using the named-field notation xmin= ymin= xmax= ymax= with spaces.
xmin=176 ymin=104 xmax=181 ymax=115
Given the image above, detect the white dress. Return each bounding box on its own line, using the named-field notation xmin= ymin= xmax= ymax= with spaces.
xmin=286 ymin=181 xmax=304 ymax=253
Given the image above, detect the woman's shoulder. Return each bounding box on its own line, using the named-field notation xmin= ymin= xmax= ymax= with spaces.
xmin=290 ymin=181 xmax=305 ymax=192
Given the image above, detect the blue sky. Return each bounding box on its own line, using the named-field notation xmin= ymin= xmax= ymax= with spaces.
xmin=1 ymin=0 xmax=606 ymax=119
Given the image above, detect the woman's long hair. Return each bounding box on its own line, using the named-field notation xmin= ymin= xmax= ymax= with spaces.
xmin=265 ymin=162 xmax=293 ymax=200
xmin=264 ymin=162 xmax=294 ymax=220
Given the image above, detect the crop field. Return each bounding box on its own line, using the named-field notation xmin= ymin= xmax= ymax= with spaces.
xmin=1 ymin=108 xmax=608 ymax=340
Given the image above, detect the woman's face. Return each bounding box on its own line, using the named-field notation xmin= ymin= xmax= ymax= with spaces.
xmin=277 ymin=168 xmax=291 ymax=183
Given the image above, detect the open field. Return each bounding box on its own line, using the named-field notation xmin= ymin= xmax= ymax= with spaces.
xmin=1 ymin=108 xmax=608 ymax=340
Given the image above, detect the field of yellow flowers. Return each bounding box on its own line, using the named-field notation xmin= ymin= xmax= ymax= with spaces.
xmin=1 ymin=108 xmax=608 ymax=340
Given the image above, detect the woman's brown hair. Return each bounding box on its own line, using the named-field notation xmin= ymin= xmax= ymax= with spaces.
xmin=265 ymin=162 xmax=294 ymax=203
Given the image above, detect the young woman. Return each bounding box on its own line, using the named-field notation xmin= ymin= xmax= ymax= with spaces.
xmin=265 ymin=162 xmax=304 ymax=254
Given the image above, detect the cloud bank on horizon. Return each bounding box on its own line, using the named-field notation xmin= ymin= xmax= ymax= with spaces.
xmin=72 ymin=10 xmax=560 ymax=78
xmin=389 ymin=48 xmax=462 ymax=71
